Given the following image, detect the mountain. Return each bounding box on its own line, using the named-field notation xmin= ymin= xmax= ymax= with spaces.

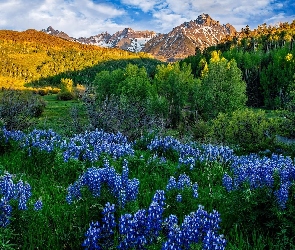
xmin=142 ymin=14 xmax=237 ymax=61
xmin=42 ymin=14 xmax=236 ymax=61
xmin=42 ymin=27 xmax=157 ymax=53
xmin=41 ymin=26 xmax=75 ymax=41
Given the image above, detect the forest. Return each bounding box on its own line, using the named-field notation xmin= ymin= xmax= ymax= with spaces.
xmin=0 ymin=22 xmax=295 ymax=249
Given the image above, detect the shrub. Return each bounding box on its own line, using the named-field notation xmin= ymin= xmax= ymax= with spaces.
xmin=57 ymin=91 xmax=75 ymax=101
xmin=0 ymin=90 xmax=46 ymax=130
xmin=210 ymin=109 xmax=280 ymax=153
xmin=57 ymin=78 xmax=75 ymax=100
xmin=37 ymin=88 xmax=49 ymax=96
xmin=82 ymin=91 xmax=166 ymax=141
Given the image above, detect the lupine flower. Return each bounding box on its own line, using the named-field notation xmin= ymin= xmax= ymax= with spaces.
xmin=162 ymin=205 xmax=225 ymax=250
xmin=66 ymin=160 xmax=139 ymax=208
xmin=0 ymin=172 xmax=40 ymax=227
xmin=62 ymin=129 xmax=134 ymax=162
xmin=34 ymin=199 xmax=43 ymax=211
xmin=82 ymin=221 xmax=102 ymax=250
xmin=223 ymin=152 xmax=295 ymax=209
xmin=166 ymin=174 xmax=198 ymax=200
xmin=83 ymin=202 xmax=116 ymax=250
xmin=274 ymin=181 xmax=291 ymax=209
xmin=203 ymin=230 xmax=226 ymax=250
xmin=177 ymin=174 xmax=191 ymax=190
xmin=192 ymin=183 xmax=198 ymax=198
xmin=0 ymin=201 xmax=12 ymax=227
xmin=222 ymin=174 xmax=233 ymax=192
xmin=166 ymin=176 xmax=177 ymax=191
xmin=17 ymin=181 xmax=32 ymax=210
xmin=176 ymin=194 xmax=182 ymax=202
xmin=147 ymin=136 xmax=234 ymax=169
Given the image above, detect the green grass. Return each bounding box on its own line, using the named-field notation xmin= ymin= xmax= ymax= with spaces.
xmin=36 ymin=94 xmax=89 ymax=135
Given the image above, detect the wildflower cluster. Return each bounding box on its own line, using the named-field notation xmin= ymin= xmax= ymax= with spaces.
xmin=147 ymin=136 xmax=234 ymax=170
xmin=223 ymin=153 xmax=295 ymax=209
xmin=82 ymin=202 xmax=116 ymax=249
xmin=166 ymin=174 xmax=198 ymax=202
xmin=82 ymin=191 xmax=225 ymax=250
xmin=147 ymin=153 xmax=167 ymax=165
xmin=66 ymin=159 xmax=139 ymax=207
xmin=1 ymin=127 xmax=134 ymax=163
xmin=1 ymin=127 xmax=61 ymax=154
xmin=61 ymin=129 xmax=134 ymax=162
xmin=118 ymin=190 xmax=166 ymax=249
xmin=162 ymin=205 xmax=226 ymax=250
xmin=0 ymin=172 xmax=42 ymax=227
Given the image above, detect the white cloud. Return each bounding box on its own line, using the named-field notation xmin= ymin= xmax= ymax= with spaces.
xmin=0 ymin=0 xmax=294 ymax=37
xmin=0 ymin=0 xmax=126 ymax=36
xmin=264 ymin=13 xmax=295 ymax=26
xmin=148 ymin=0 xmax=293 ymax=33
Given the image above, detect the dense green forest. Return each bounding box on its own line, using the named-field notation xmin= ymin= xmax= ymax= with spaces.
xmin=1 ymin=21 xmax=295 ymax=250
xmin=182 ymin=20 xmax=295 ymax=109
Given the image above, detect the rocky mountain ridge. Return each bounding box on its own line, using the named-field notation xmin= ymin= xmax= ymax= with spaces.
xmin=42 ymin=26 xmax=157 ymax=53
xmin=142 ymin=14 xmax=236 ymax=61
xmin=42 ymin=14 xmax=236 ymax=61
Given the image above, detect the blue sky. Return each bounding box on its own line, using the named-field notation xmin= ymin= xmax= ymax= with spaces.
xmin=0 ymin=0 xmax=294 ymax=37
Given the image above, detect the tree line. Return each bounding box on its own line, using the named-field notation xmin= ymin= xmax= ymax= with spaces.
xmin=182 ymin=20 xmax=295 ymax=109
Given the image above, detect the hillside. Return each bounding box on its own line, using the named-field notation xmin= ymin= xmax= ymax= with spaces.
xmin=0 ymin=29 xmax=153 ymax=89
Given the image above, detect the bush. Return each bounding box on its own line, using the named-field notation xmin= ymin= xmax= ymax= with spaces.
xmin=57 ymin=91 xmax=75 ymax=101
xmin=57 ymin=78 xmax=75 ymax=100
xmin=0 ymin=90 xmax=46 ymax=130
xmin=82 ymin=92 xmax=166 ymax=141
xmin=210 ymin=109 xmax=280 ymax=153
xmin=37 ymin=88 xmax=49 ymax=96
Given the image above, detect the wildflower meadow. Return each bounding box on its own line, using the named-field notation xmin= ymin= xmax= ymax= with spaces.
xmin=1 ymin=127 xmax=295 ymax=249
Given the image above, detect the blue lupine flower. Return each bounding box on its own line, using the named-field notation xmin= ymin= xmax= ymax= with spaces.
xmin=192 ymin=183 xmax=198 ymax=198
xmin=222 ymin=174 xmax=233 ymax=192
xmin=147 ymin=136 xmax=234 ymax=169
xmin=34 ymin=199 xmax=43 ymax=211
xmin=17 ymin=181 xmax=32 ymax=210
xmin=82 ymin=221 xmax=102 ymax=250
xmin=203 ymin=230 xmax=226 ymax=250
xmin=83 ymin=202 xmax=116 ymax=250
xmin=0 ymin=201 xmax=12 ymax=227
xmin=166 ymin=174 xmax=198 ymax=200
xmin=274 ymin=181 xmax=291 ymax=209
xmin=177 ymin=174 xmax=191 ymax=190
xmin=62 ymin=129 xmax=134 ymax=163
xmin=176 ymin=194 xmax=182 ymax=202
xmin=166 ymin=176 xmax=177 ymax=190
xmin=223 ymin=152 xmax=295 ymax=209
xmin=0 ymin=173 xmax=15 ymax=201
xmin=67 ymin=160 xmax=139 ymax=207
xmin=162 ymin=205 xmax=225 ymax=249
xmin=0 ymin=172 xmax=40 ymax=227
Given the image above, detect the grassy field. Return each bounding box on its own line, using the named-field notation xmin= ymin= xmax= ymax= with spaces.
xmin=35 ymin=94 xmax=88 ymax=135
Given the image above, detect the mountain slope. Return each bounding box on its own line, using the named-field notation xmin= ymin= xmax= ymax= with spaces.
xmin=142 ymin=14 xmax=237 ymax=61
xmin=0 ymin=29 xmax=153 ymax=89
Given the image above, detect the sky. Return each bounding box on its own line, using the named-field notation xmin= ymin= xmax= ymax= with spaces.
xmin=0 ymin=0 xmax=295 ymax=37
